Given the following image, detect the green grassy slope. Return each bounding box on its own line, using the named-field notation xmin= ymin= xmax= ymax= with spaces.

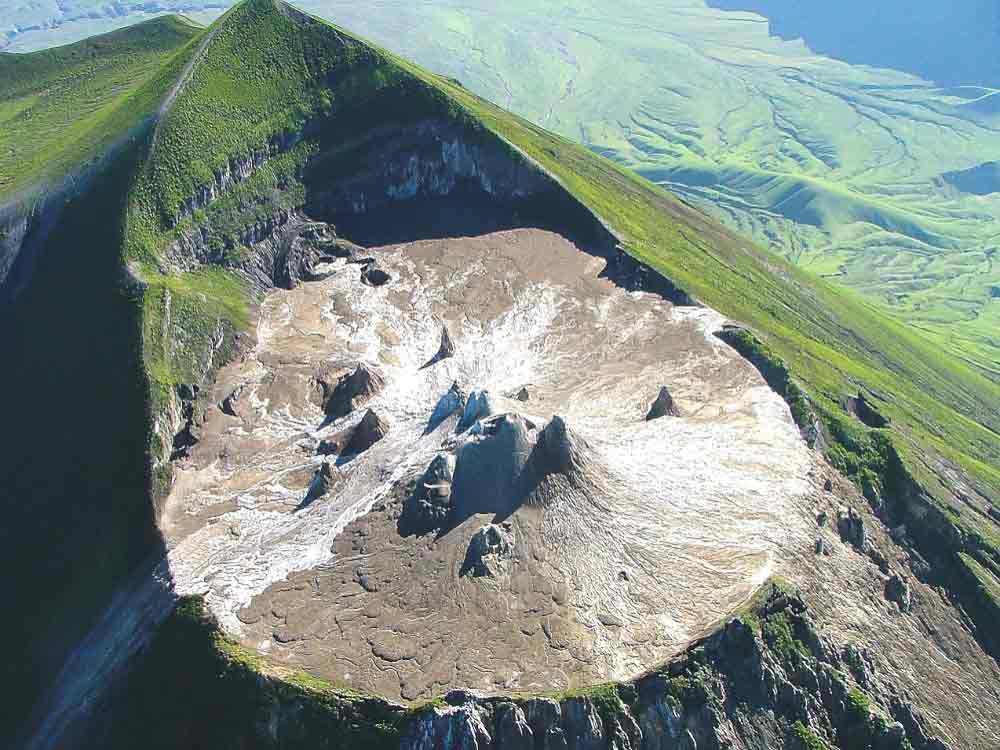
xmin=4 ymin=1 xmax=1000 ymax=378
xmin=276 ymin=0 xmax=1000 ymax=381
xmin=0 ymin=15 xmax=201 ymax=201
xmin=1 ymin=3 xmax=998 ymax=736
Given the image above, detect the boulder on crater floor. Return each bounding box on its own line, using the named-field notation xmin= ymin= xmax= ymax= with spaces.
xmin=422 ymin=322 xmax=456 ymax=368
xmin=361 ymin=261 xmax=391 ymax=287
xmin=274 ymin=221 xmax=348 ymax=289
xmin=303 ymin=461 xmax=340 ymax=505
xmin=646 ymin=386 xmax=680 ymax=420
xmin=399 ymin=452 xmax=456 ymax=536
xmin=464 ymin=522 xmax=515 ymax=577
xmin=324 ymin=363 xmax=385 ymax=418
xmin=299 ymin=223 xmax=364 ymax=262
xmin=219 ymin=384 xmax=246 ymax=418
xmin=343 ymin=409 xmax=390 ymax=455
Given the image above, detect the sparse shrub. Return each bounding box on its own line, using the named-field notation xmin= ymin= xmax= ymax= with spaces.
xmin=763 ymin=610 xmax=809 ymax=667
xmin=847 ymin=687 xmax=871 ymax=723
xmin=794 ymin=721 xmax=831 ymax=750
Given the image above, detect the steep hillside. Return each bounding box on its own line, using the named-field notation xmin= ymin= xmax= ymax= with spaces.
xmin=1 ymin=1 xmax=998 ymax=747
xmin=0 ymin=14 xmax=202 ymax=201
xmin=274 ymin=0 xmax=1000 ymax=381
xmin=4 ymin=2 xmax=1000 ymax=377
xmin=0 ymin=16 xmax=203 ymax=745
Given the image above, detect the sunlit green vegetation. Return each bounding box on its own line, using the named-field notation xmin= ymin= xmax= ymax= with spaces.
xmin=0 ymin=15 xmax=201 ymax=200
xmin=2 ymin=0 xmax=998 ymax=699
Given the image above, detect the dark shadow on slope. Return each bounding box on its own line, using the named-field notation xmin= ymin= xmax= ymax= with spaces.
xmin=0 ymin=137 xmax=173 ymax=749
xmin=326 ymin=182 xmax=699 ymax=307
xmin=300 ymin=118 xmax=697 ymax=307
xmin=329 ymin=182 xmax=527 ymax=247
xmin=842 ymin=391 xmax=890 ymax=429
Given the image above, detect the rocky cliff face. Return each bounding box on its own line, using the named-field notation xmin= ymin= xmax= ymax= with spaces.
xmin=171 ymin=131 xmax=303 ymax=228
xmin=306 ymin=120 xmax=547 ymax=215
xmin=0 ymin=205 xmax=32 ymax=288
xmin=160 ymin=117 xmax=697 ymax=319
xmin=399 ymin=586 xmax=947 ymax=750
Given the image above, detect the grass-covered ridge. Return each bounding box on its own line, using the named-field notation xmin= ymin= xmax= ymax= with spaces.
xmin=120 ymin=0 xmax=1000 ymax=622
xmin=5 ymin=1 xmax=1000 ymax=377
xmin=0 ymin=15 xmax=202 ymax=201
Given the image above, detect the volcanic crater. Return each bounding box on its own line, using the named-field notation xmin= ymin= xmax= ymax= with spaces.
xmin=162 ymin=222 xmax=827 ymax=700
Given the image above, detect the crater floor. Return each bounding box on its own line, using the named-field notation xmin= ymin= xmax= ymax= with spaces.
xmin=163 ymin=227 xmax=825 ymax=699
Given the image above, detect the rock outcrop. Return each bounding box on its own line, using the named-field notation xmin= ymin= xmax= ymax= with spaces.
xmin=324 ymin=363 xmax=385 ymax=419
xmin=303 ymin=461 xmax=339 ymax=504
xmin=838 ymin=506 xmax=868 ymax=552
xmin=171 ymin=383 xmax=203 ymax=460
xmin=423 ymin=322 xmax=456 ymax=368
xmin=456 ymin=390 xmax=498 ymax=433
xmin=400 ymin=453 xmax=456 ymax=536
xmin=399 ymin=585 xmax=950 ymax=750
xmin=167 ymin=208 xmax=354 ymax=293
xmin=533 ymin=415 xmax=588 ymax=476
xmin=427 ymin=381 xmax=467 ymax=433
xmin=450 ymin=413 xmax=537 ymax=518
xmin=886 ymin=574 xmax=912 ymax=612
xmin=464 ymin=522 xmax=515 ymax=577
xmin=219 ymin=384 xmax=245 ymax=418
xmin=646 ymin=386 xmax=680 ymax=420
xmin=343 ymin=409 xmax=390 ymax=455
